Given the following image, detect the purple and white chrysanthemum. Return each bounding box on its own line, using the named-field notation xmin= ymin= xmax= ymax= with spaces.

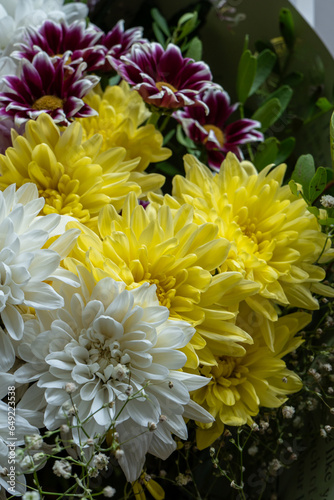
xmin=12 ymin=20 xmax=106 ymax=73
xmin=174 ymin=86 xmax=264 ymax=170
xmin=101 ymin=20 xmax=147 ymax=72
xmin=0 ymin=51 xmax=99 ymax=126
xmin=116 ymin=42 xmax=214 ymax=110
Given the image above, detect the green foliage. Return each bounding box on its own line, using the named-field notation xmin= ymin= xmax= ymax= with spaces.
xmin=237 ymin=48 xmax=257 ymax=104
xmin=254 ymin=137 xmax=279 ymax=171
xmin=250 ymin=49 xmax=277 ymax=96
xmin=252 ymin=98 xmax=282 ymax=132
xmin=185 ymin=36 xmax=202 ymax=61
xmin=279 ymin=8 xmax=295 ymax=50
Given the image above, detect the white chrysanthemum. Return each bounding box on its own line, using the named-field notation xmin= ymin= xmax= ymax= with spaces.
xmin=0 ymin=0 xmax=88 ymax=57
xmin=0 ymin=182 xmax=79 ymax=341
xmin=15 ymin=268 xmax=213 ymax=481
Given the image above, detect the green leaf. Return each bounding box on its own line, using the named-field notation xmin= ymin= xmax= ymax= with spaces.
xmin=254 ymin=138 xmax=279 ymax=171
xmin=264 ymin=85 xmax=293 ymax=115
xmin=289 ymin=179 xmax=300 ymax=197
xmin=275 ymin=137 xmax=295 ymax=164
xmin=177 ymin=12 xmax=198 ymax=40
xmin=309 ymin=167 xmax=327 ymax=203
xmin=163 ymin=129 xmax=175 ymax=146
xmin=176 ymin=124 xmax=196 ymax=148
xmin=152 ymin=22 xmax=166 ymax=46
xmin=319 ymin=217 xmax=334 ymax=226
xmin=251 ymin=98 xmax=281 ymax=132
xmin=151 ymin=8 xmax=170 ymax=37
xmin=291 ymin=154 xmax=315 ymax=197
xmin=250 ymin=49 xmax=277 ymax=95
xmin=279 ymin=8 xmax=295 ymax=49
xmin=185 ymin=36 xmax=202 ymax=61
xmin=307 ymin=206 xmax=320 ymax=217
xmin=330 ymin=111 xmax=334 ymax=169
xmin=316 ymin=97 xmax=333 ymax=112
xmin=237 ymin=50 xmax=257 ymax=104
xmin=155 ymin=161 xmax=180 ymax=176
xmin=108 ymin=74 xmax=121 ymax=86
xmin=178 ymin=12 xmax=195 ymax=25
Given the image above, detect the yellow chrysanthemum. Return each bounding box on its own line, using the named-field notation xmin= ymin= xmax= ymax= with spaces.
xmin=65 ymin=192 xmax=259 ymax=368
xmin=156 ymin=153 xmax=334 ymax=348
xmin=193 ymin=305 xmax=310 ymax=450
xmin=0 ymin=113 xmax=166 ymax=227
xmin=78 ymin=81 xmax=171 ymax=172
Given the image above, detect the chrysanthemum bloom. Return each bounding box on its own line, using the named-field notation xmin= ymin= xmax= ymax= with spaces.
xmin=116 ymin=42 xmax=213 ymax=110
xmin=12 ymin=20 xmax=106 ymax=72
xmin=167 ymin=153 xmax=334 ymax=348
xmin=0 ymin=182 xmax=79 ymax=341
xmin=78 ymin=81 xmax=171 ymax=177
xmin=0 ymin=0 xmax=88 ymax=57
xmin=15 ymin=268 xmax=213 ymax=481
xmin=0 ymin=51 xmax=99 ymax=126
xmin=100 ymin=20 xmax=147 ymax=72
xmin=65 ymin=192 xmax=258 ymax=367
xmin=0 ymin=113 xmax=145 ymax=227
xmin=193 ymin=304 xmax=310 ymax=449
xmin=174 ymin=87 xmax=263 ymax=170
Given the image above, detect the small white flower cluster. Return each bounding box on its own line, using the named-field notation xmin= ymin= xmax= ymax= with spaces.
xmin=52 ymin=459 xmax=72 ymax=480
xmin=321 ymin=195 xmax=334 ymax=208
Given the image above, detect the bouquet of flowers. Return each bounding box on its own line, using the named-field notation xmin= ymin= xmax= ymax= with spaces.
xmin=0 ymin=0 xmax=334 ymax=498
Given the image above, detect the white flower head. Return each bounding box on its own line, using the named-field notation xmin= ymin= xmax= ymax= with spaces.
xmin=17 ymin=268 xmax=213 ymax=481
xmin=52 ymin=459 xmax=71 ymax=479
xmin=103 ymin=486 xmax=116 ymax=498
xmin=22 ymin=492 xmax=41 ymax=500
xmin=0 ymin=183 xmax=79 ymax=341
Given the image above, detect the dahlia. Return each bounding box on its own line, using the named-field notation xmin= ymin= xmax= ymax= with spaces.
xmin=12 ymin=20 xmax=106 ymax=72
xmin=14 ymin=270 xmax=213 ymax=481
xmin=193 ymin=305 xmax=309 ymax=449
xmin=168 ymin=153 xmax=334 ymax=348
xmin=0 ymin=51 xmax=99 ymax=126
xmin=174 ymin=87 xmax=263 ymax=170
xmin=116 ymin=42 xmax=213 ymax=110
xmin=78 ymin=81 xmax=171 ymax=176
xmin=0 ymin=113 xmax=143 ymax=226
xmin=65 ymin=193 xmax=258 ymax=367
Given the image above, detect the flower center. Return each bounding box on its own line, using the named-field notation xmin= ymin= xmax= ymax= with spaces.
xmin=148 ymin=278 xmax=176 ymax=309
xmin=79 ymin=329 xmax=131 ymax=383
xmin=32 ymin=95 xmax=64 ymax=111
xmin=203 ymin=124 xmax=225 ymax=147
xmin=155 ymin=81 xmax=178 ymax=93
xmin=210 ymin=356 xmax=248 ymax=386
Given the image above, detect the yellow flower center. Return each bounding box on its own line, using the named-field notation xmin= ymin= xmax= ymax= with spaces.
xmin=240 ymin=217 xmax=263 ymax=244
xmin=203 ymin=124 xmax=225 ymax=147
xmin=32 ymin=95 xmax=63 ymax=111
xmin=210 ymin=356 xmax=248 ymax=386
xmin=148 ymin=278 xmax=176 ymax=309
xmin=38 ymin=186 xmax=90 ymax=223
xmin=155 ymin=81 xmax=178 ymax=93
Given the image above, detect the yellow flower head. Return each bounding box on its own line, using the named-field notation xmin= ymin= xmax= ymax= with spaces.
xmin=78 ymin=81 xmax=171 ymax=173
xmin=65 ymin=192 xmax=258 ymax=368
xmin=194 ymin=304 xmax=310 ymax=449
xmin=167 ymin=153 xmax=334 ymax=347
xmin=0 ymin=113 xmax=146 ymax=227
